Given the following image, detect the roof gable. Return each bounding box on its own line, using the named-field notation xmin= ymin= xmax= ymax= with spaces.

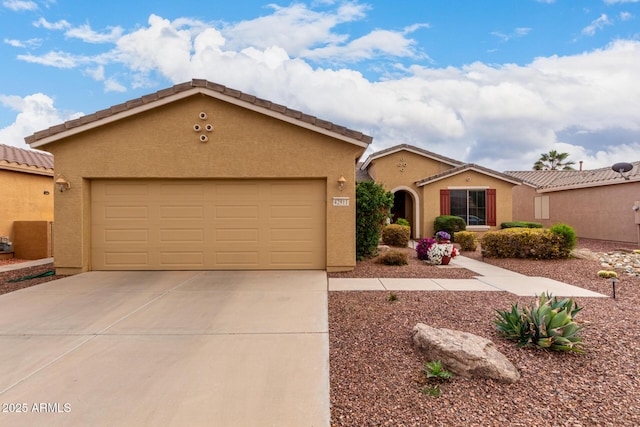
xmin=0 ymin=143 xmax=54 ymax=175
xmin=416 ymin=163 xmax=522 ymax=186
xmin=359 ymin=144 xmax=463 ymax=171
xmin=25 ymin=79 xmax=372 ymax=149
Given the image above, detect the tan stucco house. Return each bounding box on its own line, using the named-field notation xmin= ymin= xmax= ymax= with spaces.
xmin=506 ymin=163 xmax=640 ymax=244
xmin=0 ymin=144 xmax=54 ymax=250
xmin=26 ymin=79 xmax=371 ymax=274
xmin=358 ymin=144 xmax=522 ymax=238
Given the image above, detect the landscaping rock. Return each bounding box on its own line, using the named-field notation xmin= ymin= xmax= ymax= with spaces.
xmin=377 ymin=245 xmax=390 ymax=253
xmin=571 ymin=248 xmax=600 ymax=261
xmin=597 ymin=250 xmax=640 ymax=277
xmin=412 ymin=323 xmax=520 ymax=384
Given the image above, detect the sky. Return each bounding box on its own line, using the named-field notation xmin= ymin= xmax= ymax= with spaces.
xmin=1 ymin=0 xmax=639 ymax=172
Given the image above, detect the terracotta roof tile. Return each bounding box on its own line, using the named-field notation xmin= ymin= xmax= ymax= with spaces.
xmin=0 ymin=143 xmax=53 ymax=170
xmin=355 ymin=162 xmax=373 ymax=182
xmin=504 ymin=162 xmax=640 ymax=191
xmin=360 ymin=143 xmax=464 ymax=170
xmin=25 ymin=79 xmax=373 ymax=147
xmin=25 ymin=79 xmax=373 ymax=144
xmin=415 ymin=163 xmax=522 ymax=186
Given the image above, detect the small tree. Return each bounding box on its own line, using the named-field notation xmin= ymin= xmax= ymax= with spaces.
xmin=356 ymin=181 xmax=394 ymax=259
xmin=533 ymin=150 xmax=576 ymax=170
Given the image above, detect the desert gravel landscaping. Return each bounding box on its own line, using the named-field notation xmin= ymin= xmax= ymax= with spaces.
xmin=2 ymin=239 xmax=639 ymax=426
xmin=328 ymin=239 xmax=640 ymax=426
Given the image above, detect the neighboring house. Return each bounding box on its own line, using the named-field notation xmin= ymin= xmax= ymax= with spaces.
xmin=0 ymin=144 xmax=54 ymax=243
xmin=505 ymin=163 xmax=640 ymax=244
xmin=358 ymin=144 xmax=522 ymax=239
xmin=25 ymin=79 xmax=371 ymax=274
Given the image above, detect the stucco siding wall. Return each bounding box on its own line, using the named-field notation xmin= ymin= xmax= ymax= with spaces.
xmin=421 ymin=171 xmax=516 ymax=238
xmin=547 ymin=184 xmax=639 ymax=243
xmin=0 ymin=170 xmax=53 ymax=239
xmin=366 ymin=150 xmax=455 ymax=238
xmin=511 ymin=184 xmax=539 ymax=223
xmin=44 ymin=95 xmax=362 ymax=273
xmin=512 ymin=182 xmax=640 ymax=243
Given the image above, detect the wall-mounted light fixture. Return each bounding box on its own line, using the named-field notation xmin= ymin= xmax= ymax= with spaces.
xmin=337 ymin=175 xmax=346 ymax=191
xmin=55 ymin=176 xmax=71 ymax=193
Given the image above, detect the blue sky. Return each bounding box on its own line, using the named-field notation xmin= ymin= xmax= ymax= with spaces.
xmin=1 ymin=0 xmax=639 ymax=171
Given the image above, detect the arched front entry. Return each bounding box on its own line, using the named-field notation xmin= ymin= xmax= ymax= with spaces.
xmin=391 ymin=186 xmax=420 ymax=238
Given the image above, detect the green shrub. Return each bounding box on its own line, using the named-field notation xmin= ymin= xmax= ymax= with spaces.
xmin=434 ymin=215 xmax=466 ymax=241
xmin=494 ymin=292 xmax=584 ymax=352
xmin=480 ymin=228 xmax=569 ymax=259
xmin=356 ymin=181 xmax=394 ymax=259
xmin=455 ymin=231 xmax=478 ymax=251
xmin=382 ymin=224 xmax=411 ymax=247
xmin=396 ymin=218 xmax=410 ymax=227
xmin=501 ymin=221 xmax=543 ymax=229
xmin=550 ymin=223 xmax=577 ymax=254
xmin=378 ymin=250 xmax=408 ymax=266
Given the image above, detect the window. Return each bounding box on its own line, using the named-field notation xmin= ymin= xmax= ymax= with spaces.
xmin=440 ymin=189 xmax=496 ymax=226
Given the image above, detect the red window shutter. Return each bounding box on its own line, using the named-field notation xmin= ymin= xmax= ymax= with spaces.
xmin=440 ymin=189 xmax=450 ymax=215
xmin=487 ymin=189 xmax=497 ymax=226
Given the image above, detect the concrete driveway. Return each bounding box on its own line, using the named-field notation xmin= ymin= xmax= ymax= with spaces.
xmin=0 ymin=271 xmax=329 ymax=427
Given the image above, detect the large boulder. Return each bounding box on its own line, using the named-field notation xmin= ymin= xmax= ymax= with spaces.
xmin=412 ymin=323 xmax=520 ymax=384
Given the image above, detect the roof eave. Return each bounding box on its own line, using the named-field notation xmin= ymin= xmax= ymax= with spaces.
xmin=360 ymin=144 xmax=462 ymax=171
xmin=0 ymin=162 xmax=54 ymax=176
xmin=27 ymin=84 xmax=372 ymax=150
xmin=537 ymin=176 xmax=640 ymax=193
xmin=416 ymin=165 xmax=523 ymax=187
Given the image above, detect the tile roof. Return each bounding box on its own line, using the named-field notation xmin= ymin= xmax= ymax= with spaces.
xmin=359 ymin=144 xmax=463 ymax=170
xmin=355 ymin=162 xmax=373 ymax=182
xmin=415 ymin=163 xmax=523 ymax=186
xmin=25 ymin=79 xmax=373 ymax=148
xmin=0 ymin=143 xmax=54 ymax=170
xmin=505 ymin=162 xmax=640 ymax=191
xmin=502 ymin=170 xmax=572 ymax=188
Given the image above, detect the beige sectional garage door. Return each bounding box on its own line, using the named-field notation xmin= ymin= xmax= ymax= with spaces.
xmin=91 ymin=179 xmax=326 ymax=270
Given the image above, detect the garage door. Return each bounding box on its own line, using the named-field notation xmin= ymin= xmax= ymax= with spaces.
xmin=91 ymin=179 xmax=326 ymax=270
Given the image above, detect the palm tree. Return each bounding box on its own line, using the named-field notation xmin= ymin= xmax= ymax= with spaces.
xmin=533 ymin=150 xmax=576 ymax=170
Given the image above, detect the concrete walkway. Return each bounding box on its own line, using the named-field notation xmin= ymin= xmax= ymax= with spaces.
xmin=329 ymin=255 xmax=607 ymax=298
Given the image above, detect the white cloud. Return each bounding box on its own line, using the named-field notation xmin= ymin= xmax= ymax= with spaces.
xmin=17 ymin=50 xmax=87 ymax=68
xmin=33 ymin=18 xmax=122 ymax=43
xmin=3 ymin=37 xmax=41 ymax=48
xmin=8 ymin=4 xmax=640 ymax=171
xmin=84 ymin=65 xmax=104 ymax=81
xmin=104 ymin=77 xmax=127 ymax=93
xmin=65 ymin=24 xmax=123 ymax=43
xmin=0 ymin=93 xmax=82 ymax=149
xmin=223 ymin=2 xmax=368 ymax=56
xmin=620 ymin=11 xmax=634 ymax=20
xmin=301 ymin=28 xmax=423 ymax=63
xmin=491 ymin=27 xmax=532 ymax=42
xmin=582 ymin=14 xmax=613 ymax=36
xmin=604 ymin=0 xmax=639 ymax=4
xmin=33 ymin=17 xmax=70 ymax=30
xmin=2 ymin=0 xmax=37 ymax=11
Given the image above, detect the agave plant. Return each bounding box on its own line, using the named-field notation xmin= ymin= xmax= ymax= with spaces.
xmin=494 ymin=292 xmax=584 ymax=352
